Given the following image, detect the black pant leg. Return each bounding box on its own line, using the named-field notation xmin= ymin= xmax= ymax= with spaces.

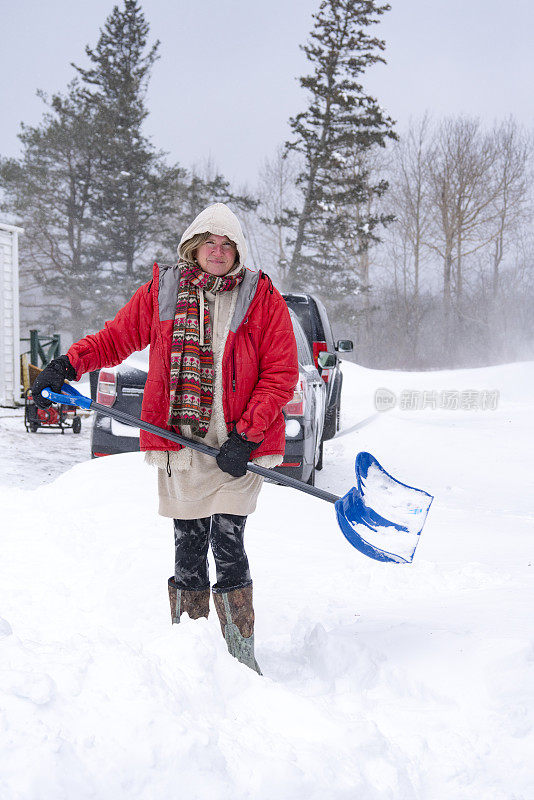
xmin=173 ymin=517 xmax=211 ymax=590
xmin=210 ymin=513 xmax=252 ymax=593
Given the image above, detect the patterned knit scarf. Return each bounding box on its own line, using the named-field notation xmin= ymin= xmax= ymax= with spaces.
xmin=168 ymin=261 xmax=245 ymax=436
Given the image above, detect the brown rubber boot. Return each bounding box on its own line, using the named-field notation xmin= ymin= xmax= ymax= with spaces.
xmin=212 ymin=584 xmax=262 ymax=674
xmin=168 ymin=577 xmax=210 ymax=623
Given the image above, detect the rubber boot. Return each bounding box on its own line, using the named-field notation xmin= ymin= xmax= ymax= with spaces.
xmin=212 ymin=584 xmax=262 ymax=675
xmin=168 ymin=577 xmax=210 ymax=623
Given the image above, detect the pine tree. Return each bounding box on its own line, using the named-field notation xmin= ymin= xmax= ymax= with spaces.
xmin=73 ymin=0 xmax=183 ymax=295
xmin=0 ymin=84 xmax=112 ymax=339
xmin=1 ymin=1 xmax=257 ymax=340
xmin=284 ymin=0 xmax=397 ymax=291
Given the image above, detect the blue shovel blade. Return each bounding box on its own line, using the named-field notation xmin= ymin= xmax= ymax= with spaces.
xmin=335 ymin=452 xmax=433 ymax=563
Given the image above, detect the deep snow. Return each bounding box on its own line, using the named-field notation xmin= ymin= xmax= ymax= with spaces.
xmin=1 ymin=361 xmax=533 ymax=799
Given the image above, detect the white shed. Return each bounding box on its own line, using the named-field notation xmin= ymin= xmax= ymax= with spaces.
xmin=0 ymin=222 xmax=23 ymax=406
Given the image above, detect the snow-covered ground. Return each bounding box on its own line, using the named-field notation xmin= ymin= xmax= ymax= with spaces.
xmin=1 ymin=361 xmax=533 ymax=799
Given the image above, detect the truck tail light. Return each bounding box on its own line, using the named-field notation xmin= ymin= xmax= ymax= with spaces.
xmin=313 ymin=340 xmax=330 ymax=383
xmin=97 ymin=369 xmax=117 ymax=406
xmin=284 ymin=378 xmax=305 ymax=416
xmin=312 ymin=341 xmax=327 ymax=367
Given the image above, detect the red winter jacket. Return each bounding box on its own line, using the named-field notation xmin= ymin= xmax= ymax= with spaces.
xmin=67 ymin=264 xmax=299 ymax=458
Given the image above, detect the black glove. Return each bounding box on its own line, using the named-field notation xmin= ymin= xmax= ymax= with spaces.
xmin=216 ymin=430 xmax=260 ymax=478
xmin=31 ymin=355 xmax=76 ymax=409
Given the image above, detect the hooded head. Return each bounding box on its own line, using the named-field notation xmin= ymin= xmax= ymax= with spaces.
xmin=178 ymin=203 xmax=248 ymax=268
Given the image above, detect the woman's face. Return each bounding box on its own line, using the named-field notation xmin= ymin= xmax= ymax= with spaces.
xmin=195 ymin=234 xmax=237 ymax=276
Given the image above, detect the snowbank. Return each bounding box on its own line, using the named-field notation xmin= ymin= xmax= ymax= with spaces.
xmin=1 ymin=361 xmax=533 ymax=799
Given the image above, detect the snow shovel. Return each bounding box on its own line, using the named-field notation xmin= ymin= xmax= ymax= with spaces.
xmin=42 ymin=385 xmax=433 ymax=564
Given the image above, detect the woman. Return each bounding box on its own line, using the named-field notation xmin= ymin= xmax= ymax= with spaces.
xmin=32 ymin=203 xmax=299 ymax=674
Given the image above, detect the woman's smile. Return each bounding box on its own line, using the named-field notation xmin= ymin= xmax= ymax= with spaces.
xmin=195 ymin=234 xmax=237 ymax=276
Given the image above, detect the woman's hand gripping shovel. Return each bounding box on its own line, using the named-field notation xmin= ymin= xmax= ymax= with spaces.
xmin=42 ymin=384 xmax=433 ymax=564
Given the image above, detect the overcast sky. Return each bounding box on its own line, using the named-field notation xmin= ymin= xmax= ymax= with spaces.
xmin=1 ymin=0 xmax=533 ymax=187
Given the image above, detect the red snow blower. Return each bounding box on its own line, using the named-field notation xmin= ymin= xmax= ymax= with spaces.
xmin=24 ymin=388 xmax=82 ymax=435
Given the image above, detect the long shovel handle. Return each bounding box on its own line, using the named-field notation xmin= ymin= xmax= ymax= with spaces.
xmin=41 ymin=386 xmax=340 ymax=504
